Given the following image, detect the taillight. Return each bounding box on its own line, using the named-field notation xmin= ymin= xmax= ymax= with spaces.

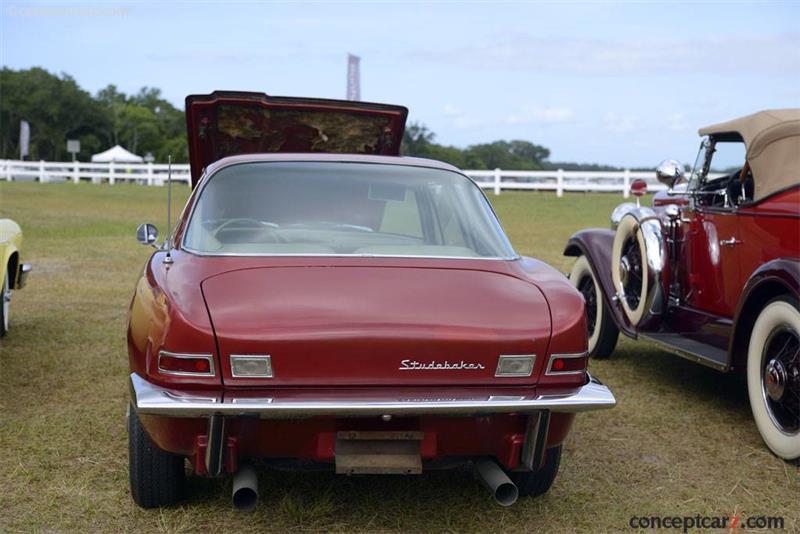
xmin=495 ymin=355 xmax=536 ymax=377
xmin=545 ymin=352 xmax=587 ymax=376
xmin=230 ymin=355 xmax=273 ymax=378
xmin=158 ymin=351 xmax=216 ymax=376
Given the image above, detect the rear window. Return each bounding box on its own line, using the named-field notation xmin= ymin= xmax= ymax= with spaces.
xmin=183 ymin=161 xmax=515 ymax=258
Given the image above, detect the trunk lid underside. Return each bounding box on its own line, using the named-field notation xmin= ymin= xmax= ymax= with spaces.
xmin=185 ymin=91 xmax=408 ymax=187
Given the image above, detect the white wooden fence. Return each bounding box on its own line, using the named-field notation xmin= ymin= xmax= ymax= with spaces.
xmin=0 ymin=159 xmax=689 ymax=198
xmin=0 ymin=159 xmax=191 ymax=186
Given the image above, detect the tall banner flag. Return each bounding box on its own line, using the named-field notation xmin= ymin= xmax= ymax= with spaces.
xmin=347 ymin=54 xmax=360 ymax=101
xmin=19 ymin=120 xmax=30 ymax=160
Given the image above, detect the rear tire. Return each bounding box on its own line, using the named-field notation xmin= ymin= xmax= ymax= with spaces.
xmin=128 ymin=406 xmax=186 ymax=508
xmin=570 ymin=256 xmax=619 ymax=358
xmin=746 ymin=297 xmax=800 ymax=462
xmin=0 ymin=269 xmax=10 ymax=337
xmin=507 ymin=445 xmax=562 ymax=498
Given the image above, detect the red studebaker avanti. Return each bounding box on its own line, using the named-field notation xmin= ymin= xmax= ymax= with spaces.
xmin=126 ymin=92 xmax=615 ymax=509
xmin=565 ymin=109 xmax=799 ymax=462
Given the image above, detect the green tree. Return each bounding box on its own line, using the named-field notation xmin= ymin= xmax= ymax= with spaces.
xmin=0 ymin=67 xmax=110 ymax=160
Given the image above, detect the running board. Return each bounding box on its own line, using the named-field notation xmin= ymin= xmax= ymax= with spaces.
xmin=638 ymin=332 xmax=729 ymax=371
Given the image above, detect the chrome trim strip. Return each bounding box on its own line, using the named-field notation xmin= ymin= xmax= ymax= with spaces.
xmin=532 ymin=411 xmax=551 ymax=469
xmin=520 ymin=412 xmax=542 ymax=471
xmin=157 ymin=351 xmax=216 ymax=377
xmin=545 ymin=352 xmax=588 ymax=376
xmin=129 ymin=372 xmax=616 ymax=418
xmin=180 ymin=246 xmax=519 ymax=261
xmin=637 ymin=333 xmax=728 ymax=372
xmin=494 ymin=355 xmax=536 ymax=377
xmin=204 ymin=414 xmax=225 ymax=477
xmin=230 ymin=354 xmax=273 ymax=378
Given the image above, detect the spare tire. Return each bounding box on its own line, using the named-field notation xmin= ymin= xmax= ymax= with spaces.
xmin=611 ymin=209 xmax=665 ymax=326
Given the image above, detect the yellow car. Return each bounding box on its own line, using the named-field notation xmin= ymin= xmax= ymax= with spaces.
xmin=0 ymin=219 xmax=31 ymax=337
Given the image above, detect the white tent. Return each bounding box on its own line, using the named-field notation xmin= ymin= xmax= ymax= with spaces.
xmin=90 ymin=145 xmax=144 ymax=163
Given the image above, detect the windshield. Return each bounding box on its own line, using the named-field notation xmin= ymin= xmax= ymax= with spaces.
xmin=183 ymin=161 xmax=516 ymax=258
xmin=687 ymin=138 xmax=709 ymax=191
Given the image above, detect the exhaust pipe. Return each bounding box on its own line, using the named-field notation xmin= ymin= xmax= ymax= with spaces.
xmin=232 ymin=463 xmax=258 ymax=511
xmin=474 ymin=458 xmax=518 ymax=507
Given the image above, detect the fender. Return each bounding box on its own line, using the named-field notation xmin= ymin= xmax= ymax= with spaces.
xmin=728 ymin=258 xmax=800 ymax=371
xmin=0 ymin=219 xmax=22 ymax=289
xmin=563 ymin=229 xmax=636 ymax=338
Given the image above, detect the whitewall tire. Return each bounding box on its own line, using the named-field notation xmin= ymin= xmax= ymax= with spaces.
xmin=746 ymin=297 xmax=800 ymax=461
xmin=611 ymin=215 xmax=649 ymax=326
xmin=570 ymin=255 xmax=619 ymax=358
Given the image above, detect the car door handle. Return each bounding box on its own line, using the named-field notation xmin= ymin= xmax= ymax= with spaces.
xmin=719 ymin=237 xmax=741 ymax=247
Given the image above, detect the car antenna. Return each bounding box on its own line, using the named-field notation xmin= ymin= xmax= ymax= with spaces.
xmin=163 ymin=155 xmax=174 ymax=265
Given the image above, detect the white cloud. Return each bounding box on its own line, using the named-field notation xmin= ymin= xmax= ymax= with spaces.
xmin=666 ymin=112 xmax=690 ymax=132
xmin=410 ymin=33 xmax=800 ymax=77
xmin=503 ymin=106 xmax=574 ymax=125
xmin=442 ymin=103 xmax=484 ymax=129
xmin=443 ymin=103 xmax=574 ymax=130
xmin=603 ymin=112 xmax=640 ymax=133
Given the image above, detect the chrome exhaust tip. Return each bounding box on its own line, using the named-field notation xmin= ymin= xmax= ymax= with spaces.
xmin=232 ymin=463 xmax=258 ymax=511
xmin=474 ymin=458 xmax=518 ymax=507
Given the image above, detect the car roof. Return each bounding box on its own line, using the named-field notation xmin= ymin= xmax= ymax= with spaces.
xmin=202 ymin=153 xmax=463 ymax=180
xmin=698 ymin=109 xmax=800 ymax=201
xmin=698 ymin=109 xmax=800 ymax=151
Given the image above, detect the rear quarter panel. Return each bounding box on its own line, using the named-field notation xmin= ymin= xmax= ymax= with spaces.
xmin=737 ymin=187 xmax=800 ymax=287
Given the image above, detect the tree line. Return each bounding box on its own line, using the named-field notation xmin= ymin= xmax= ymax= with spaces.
xmin=0 ymin=67 xmax=625 ymax=170
xmin=0 ymin=67 xmax=186 ymax=162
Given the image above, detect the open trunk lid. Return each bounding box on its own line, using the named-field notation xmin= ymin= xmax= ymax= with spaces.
xmin=201 ymin=265 xmax=551 ymax=387
xmin=185 ymin=91 xmax=408 ymax=187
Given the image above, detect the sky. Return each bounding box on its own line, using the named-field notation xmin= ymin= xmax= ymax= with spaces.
xmin=2 ymin=1 xmax=799 ymax=167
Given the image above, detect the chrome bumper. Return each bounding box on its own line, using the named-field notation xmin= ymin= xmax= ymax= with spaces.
xmin=15 ymin=263 xmax=31 ymax=289
xmin=129 ymin=373 xmax=616 ymax=418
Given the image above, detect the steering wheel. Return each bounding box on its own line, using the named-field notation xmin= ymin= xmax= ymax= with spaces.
xmin=212 ymin=218 xmax=278 ymax=240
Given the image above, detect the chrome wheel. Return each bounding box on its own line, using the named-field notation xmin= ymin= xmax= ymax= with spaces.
xmin=619 ymin=236 xmax=643 ymax=310
xmin=761 ymin=326 xmax=800 ymax=435
xmin=577 ymin=275 xmax=597 ymax=339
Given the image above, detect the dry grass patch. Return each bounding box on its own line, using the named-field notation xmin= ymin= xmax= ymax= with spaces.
xmin=0 ymin=183 xmax=797 ymax=532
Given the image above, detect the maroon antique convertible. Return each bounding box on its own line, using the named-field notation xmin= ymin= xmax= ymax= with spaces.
xmin=127 ymin=92 xmax=615 ymax=509
xmin=565 ymin=109 xmax=799 ymax=461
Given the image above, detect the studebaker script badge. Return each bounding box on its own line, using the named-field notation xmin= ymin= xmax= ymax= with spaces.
xmin=399 ymin=359 xmax=486 ymax=371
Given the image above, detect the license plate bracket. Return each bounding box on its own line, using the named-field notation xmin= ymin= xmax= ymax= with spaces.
xmin=335 ymin=431 xmax=423 ymax=475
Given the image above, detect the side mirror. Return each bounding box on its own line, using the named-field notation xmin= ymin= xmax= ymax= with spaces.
xmin=136 ymin=223 xmax=159 ymax=247
xmin=655 ymin=159 xmax=684 ymax=189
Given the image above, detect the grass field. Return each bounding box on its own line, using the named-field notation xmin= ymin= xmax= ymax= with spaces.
xmin=0 ymin=182 xmax=797 ymax=533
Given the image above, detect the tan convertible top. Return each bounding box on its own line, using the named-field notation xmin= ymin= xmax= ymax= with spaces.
xmin=699 ymin=109 xmax=800 ymax=200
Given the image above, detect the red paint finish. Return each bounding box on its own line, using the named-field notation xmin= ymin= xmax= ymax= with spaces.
xmin=565 ymin=184 xmax=799 ymax=367
xmin=735 ymin=188 xmax=800 ymax=290
xmin=129 ymin=251 xmax=588 ymax=390
xmin=128 ymin=153 xmax=593 ymax=472
xmin=684 ymin=207 xmax=741 ymax=317
xmin=202 ymin=265 xmax=550 ymax=387
xmin=139 ymin=411 xmax=575 ymax=471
